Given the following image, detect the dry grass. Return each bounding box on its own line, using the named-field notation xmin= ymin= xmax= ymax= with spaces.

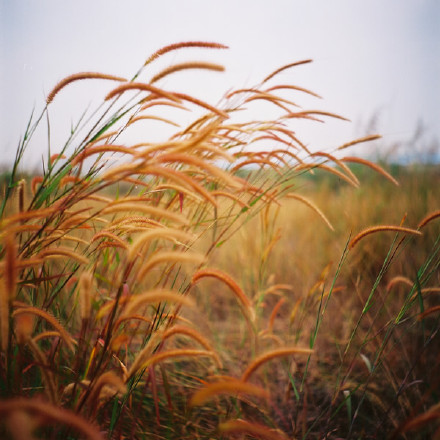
xmin=1 ymin=41 xmax=439 ymax=439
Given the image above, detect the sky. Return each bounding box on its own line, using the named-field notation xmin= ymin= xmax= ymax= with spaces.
xmin=1 ymin=0 xmax=439 ymax=169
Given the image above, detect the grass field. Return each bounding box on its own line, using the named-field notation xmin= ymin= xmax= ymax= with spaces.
xmin=0 ymin=42 xmax=439 ymax=439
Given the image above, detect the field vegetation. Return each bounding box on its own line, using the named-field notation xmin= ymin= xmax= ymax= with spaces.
xmin=0 ymin=42 xmax=439 ymax=439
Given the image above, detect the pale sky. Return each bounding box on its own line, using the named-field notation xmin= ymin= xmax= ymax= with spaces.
xmin=1 ymin=0 xmax=439 ymax=169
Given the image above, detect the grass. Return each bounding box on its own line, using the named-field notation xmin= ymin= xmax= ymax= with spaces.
xmin=1 ymin=41 xmax=439 ymax=439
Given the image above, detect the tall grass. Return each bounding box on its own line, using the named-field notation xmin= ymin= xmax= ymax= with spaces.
xmin=209 ymin=166 xmax=440 ymax=438
xmin=1 ymin=41 xmax=438 ymax=439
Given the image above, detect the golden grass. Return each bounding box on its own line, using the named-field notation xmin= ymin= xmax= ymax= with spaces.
xmin=296 ymin=163 xmax=359 ymax=187
xmin=189 ymin=378 xmax=269 ymax=407
xmin=191 ymin=268 xmax=254 ymax=321
xmin=27 ymin=338 xmax=58 ymax=403
xmin=284 ymin=109 xmax=349 ymax=122
xmin=36 ymin=246 xmax=89 ymax=265
xmin=337 ymin=134 xmax=382 ymax=150
xmin=127 ymin=114 xmax=180 ymax=127
xmin=136 ymin=250 xmax=206 ymax=281
xmin=349 ymin=225 xmax=423 ymax=249
xmin=262 ymin=59 xmax=313 ymax=83
xmin=285 ymin=193 xmax=334 ymax=231
xmin=1 ymin=206 xmax=55 ymax=225
xmin=14 ymin=311 xmax=35 ymax=344
xmin=32 ymin=330 xmax=77 ymax=345
xmin=0 ymin=278 xmax=9 ymax=351
xmin=311 ymin=151 xmax=360 ymax=186
xmin=150 ymin=61 xmax=225 ymax=84
xmin=144 ymin=41 xmax=228 ymax=66
xmin=140 ymin=99 xmax=189 ymax=112
xmin=219 ymin=419 xmax=290 ymax=440
xmin=241 ymin=347 xmax=313 ymax=382
xmin=129 ymin=349 xmax=218 ymax=377
xmin=70 ymin=144 xmax=136 ymax=165
xmin=341 ymin=156 xmax=399 ymax=186
xmin=172 ymin=92 xmax=230 ymax=119
xmin=153 ymin=152 xmax=241 ymax=188
xmin=46 ymin=72 xmax=127 ymax=104
xmin=104 ymin=82 xmax=181 ymax=102
xmin=162 ymin=325 xmax=222 ymax=368
xmin=3 ymin=235 xmax=17 ymax=300
xmin=242 ymin=90 xmax=300 ymax=111
xmin=102 ymin=202 xmax=190 ymax=225
xmin=128 ymin=228 xmax=195 ymax=261
xmin=418 ymin=209 xmax=440 ymax=229
xmin=386 ymin=276 xmax=414 ymax=291
xmin=138 ymin=165 xmax=219 ymax=206
xmin=211 ymin=190 xmax=251 ymax=208
xmin=3 ymin=40 xmax=433 ymax=438
xmin=13 ymin=307 xmax=76 ymax=353
xmin=267 ymin=297 xmax=287 ymax=333
xmin=77 ymin=271 xmax=94 ymax=321
xmin=120 ymin=289 xmax=194 ymax=318
xmin=85 ymin=371 xmax=126 ymax=410
xmin=0 ymin=398 xmax=104 ymax=440
xmin=264 ymin=83 xmax=322 ymax=99
xmin=91 ymin=231 xmax=128 ymax=250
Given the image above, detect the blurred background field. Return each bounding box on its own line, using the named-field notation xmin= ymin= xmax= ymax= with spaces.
xmin=186 ymin=162 xmax=440 ymax=437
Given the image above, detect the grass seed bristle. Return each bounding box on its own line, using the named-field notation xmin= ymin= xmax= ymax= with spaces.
xmin=121 ymin=289 xmax=194 ymax=318
xmin=284 ymin=110 xmax=349 ymax=122
xmin=150 ymin=61 xmax=225 ymax=84
xmin=102 ymin=203 xmax=190 ymax=226
xmin=144 ymin=41 xmax=228 ymax=66
xmin=37 ymin=247 xmax=89 ymax=265
xmin=386 ymin=276 xmax=414 ymax=291
xmin=86 ymin=371 xmax=126 ymax=408
xmin=191 ymin=268 xmax=255 ymax=322
xmin=71 ymin=144 xmax=136 ymax=165
xmin=135 ymin=348 xmax=217 ymax=371
xmin=47 ymin=72 xmax=126 ymax=104
xmin=154 ymin=152 xmax=240 ymax=188
xmin=268 ymin=297 xmax=287 ymax=333
xmin=128 ymin=228 xmax=195 ymax=261
xmin=162 ymin=325 xmax=222 ymax=368
xmin=14 ymin=307 xmax=76 ymax=353
xmin=91 ymin=231 xmax=128 ymax=250
xmin=128 ymin=114 xmax=180 ymax=127
xmin=140 ymin=166 xmax=219 ymax=207
xmin=14 ymin=312 xmax=35 ymax=344
xmin=337 ymin=134 xmax=382 ymax=150
xmin=105 ymin=82 xmax=181 ymax=102
xmin=342 ymin=156 xmax=399 ymax=186
xmin=418 ymin=209 xmax=440 ymax=229
xmin=0 ymin=398 xmax=104 ymax=440
xmin=264 ymin=84 xmax=322 ymax=98
xmin=4 ymin=235 xmax=17 ymax=300
xmin=349 ymin=225 xmax=422 ymax=249
xmin=286 ymin=193 xmax=334 ymax=231
xmin=263 ymin=59 xmax=313 ymax=83
xmin=172 ymin=92 xmax=229 ymax=119
xmin=0 ymin=279 xmax=9 ymax=352
xmin=26 ymin=338 xmax=58 ymax=403
xmin=189 ymin=379 xmax=269 ymax=407
xmin=136 ymin=251 xmax=206 ymax=281
xmin=241 ymin=347 xmax=313 ymax=382
xmin=78 ymin=271 xmax=94 ymax=321
xmin=219 ymin=419 xmax=290 ymax=440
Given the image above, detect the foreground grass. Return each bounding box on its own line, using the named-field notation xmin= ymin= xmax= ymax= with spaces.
xmin=0 ymin=41 xmax=439 ymax=439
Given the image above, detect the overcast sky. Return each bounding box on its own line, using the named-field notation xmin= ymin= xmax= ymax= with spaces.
xmin=1 ymin=0 xmax=439 ymax=168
